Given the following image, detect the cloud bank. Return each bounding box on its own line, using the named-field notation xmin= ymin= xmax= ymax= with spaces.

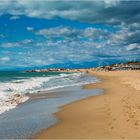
xmin=0 ymin=0 xmax=140 ymax=69
xmin=0 ymin=0 xmax=140 ymax=25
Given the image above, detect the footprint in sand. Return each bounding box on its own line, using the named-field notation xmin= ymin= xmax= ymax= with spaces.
xmin=104 ymin=104 xmax=110 ymax=111
xmin=129 ymin=114 xmax=135 ymax=119
xmin=126 ymin=119 xmax=130 ymax=122
xmin=136 ymin=105 xmax=140 ymax=109
xmin=107 ymin=112 xmax=111 ymax=116
xmin=135 ymin=120 xmax=139 ymax=126
xmin=107 ymin=108 xmax=111 ymax=112
xmin=120 ymin=136 xmax=125 ymax=139
xmin=108 ymin=122 xmax=112 ymax=126
xmin=112 ymin=118 xmax=116 ymax=121
xmin=122 ymin=99 xmax=127 ymax=104
xmin=108 ymin=122 xmax=114 ymax=130
xmin=110 ymin=126 xmax=114 ymax=130
xmin=107 ymin=108 xmax=111 ymax=114
xmin=104 ymin=103 xmax=109 ymax=108
xmin=125 ymin=110 xmax=130 ymax=114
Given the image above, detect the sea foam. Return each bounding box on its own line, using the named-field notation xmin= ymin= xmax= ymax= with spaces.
xmin=0 ymin=72 xmax=98 ymax=114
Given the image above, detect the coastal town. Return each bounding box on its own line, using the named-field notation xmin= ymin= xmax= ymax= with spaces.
xmin=26 ymin=61 xmax=140 ymax=73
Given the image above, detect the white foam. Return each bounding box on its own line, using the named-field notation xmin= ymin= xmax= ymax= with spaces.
xmin=0 ymin=95 xmax=29 ymax=114
xmin=39 ymin=78 xmax=99 ymax=92
xmin=0 ymin=77 xmax=52 ymax=114
xmin=0 ymin=72 xmax=98 ymax=114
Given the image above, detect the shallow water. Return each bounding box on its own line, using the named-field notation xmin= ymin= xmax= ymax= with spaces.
xmin=0 ymin=71 xmax=99 ymax=114
xmin=0 ymin=85 xmax=102 ymax=139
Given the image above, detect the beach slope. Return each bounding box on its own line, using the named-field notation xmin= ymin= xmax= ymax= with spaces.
xmin=35 ymin=70 xmax=140 ymax=139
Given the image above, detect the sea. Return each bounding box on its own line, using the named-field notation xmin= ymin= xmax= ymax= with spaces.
xmin=0 ymin=71 xmax=103 ymax=138
xmin=0 ymin=71 xmax=99 ymax=114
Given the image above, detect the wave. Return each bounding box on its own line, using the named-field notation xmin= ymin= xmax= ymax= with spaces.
xmin=0 ymin=72 xmax=99 ymax=114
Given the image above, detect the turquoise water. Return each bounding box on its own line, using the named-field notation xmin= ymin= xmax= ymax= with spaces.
xmin=0 ymin=71 xmax=101 ymax=138
xmin=0 ymin=71 xmax=99 ymax=114
xmin=0 ymin=71 xmax=70 ymax=82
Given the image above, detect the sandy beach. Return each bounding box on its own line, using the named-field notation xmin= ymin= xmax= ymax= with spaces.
xmin=35 ymin=70 xmax=140 ymax=139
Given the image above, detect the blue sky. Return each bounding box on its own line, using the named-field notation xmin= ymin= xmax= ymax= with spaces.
xmin=0 ymin=0 xmax=140 ymax=70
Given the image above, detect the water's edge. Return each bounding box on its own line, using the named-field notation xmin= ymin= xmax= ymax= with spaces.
xmin=0 ymin=72 xmax=99 ymax=114
xmin=0 ymin=74 xmax=102 ymax=139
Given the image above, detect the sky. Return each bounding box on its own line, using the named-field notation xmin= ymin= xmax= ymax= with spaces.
xmin=0 ymin=0 xmax=140 ymax=70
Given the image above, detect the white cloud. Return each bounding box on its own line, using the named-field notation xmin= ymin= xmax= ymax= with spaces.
xmin=36 ymin=26 xmax=79 ymax=40
xmin=36 ymin=26 xmax=109 ymax=43
xmin=0 ymin=57 xmax=10 ymax=62
xmin=108 ymin=23 xmax=140 ymax=47
xmin=10 ymin=15 xmax=20 ymax=20
xmin=0 ymin=0 xmax=140 ymax=67
xmin=35 ymin=60 xmax=46 ymax=65
xmin=1 ymin=42 xmax=20 ymax=48
xmin=26 ymin=27 xmax=34 ymax=32
xmin=126 ymin=43 xmax=140 ymax=51
xmin=21 ymin=39 xmax=33 ymax=44
xmin=83 ymin=27 xmax=109 ymax=40
xmin=0 ymin=39 xmax=34 ymax=48
xmin=103 ymin=0 xmax=121 ymax=7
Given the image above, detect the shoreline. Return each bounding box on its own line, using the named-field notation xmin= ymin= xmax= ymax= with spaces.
xmin=35 ymin=70 xmax=140 ymax=139
xmin=0 ymin=73 xmax=101 ymax=139
xmin=0 ymin=71 xmax=97 ymax=115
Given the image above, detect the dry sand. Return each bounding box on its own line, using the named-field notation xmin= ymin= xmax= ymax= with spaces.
xmin=35 ymin=70 xmax=140 ymax=139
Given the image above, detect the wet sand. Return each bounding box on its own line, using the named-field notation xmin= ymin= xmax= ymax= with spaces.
xmin=35 ymin=70 xmax=140 ymax=139
xmin=0 ymin=84 xmax=101 ymax=139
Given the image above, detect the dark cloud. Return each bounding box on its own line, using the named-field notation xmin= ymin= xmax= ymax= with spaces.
xmin=0 ymin=1 xmax=140 ymax=34
xmin=0 ymin=0 xmax=140 ymax=25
